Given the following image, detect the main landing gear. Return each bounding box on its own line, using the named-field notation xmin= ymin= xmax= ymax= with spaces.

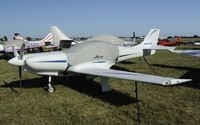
xmin=100 ymin=77 xmax=112 ymax=92
xmin=47 ymin=76 xmax=55 ymax=93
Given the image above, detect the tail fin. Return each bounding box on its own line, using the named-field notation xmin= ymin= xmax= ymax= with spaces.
xmin=38 ymin=33 xmax=53 ymax=46
xmin=139 ymin=29 xmax=175 ymax=56
xmin=39 ymin=33 xmax=53 ymax=42
xmin=50 ymin=26 xmax=71 ymax=47
xmin=139 ymin=29 xmax=160 ymax=56
xmin=142 ymin=29 xmax=160 ymax=46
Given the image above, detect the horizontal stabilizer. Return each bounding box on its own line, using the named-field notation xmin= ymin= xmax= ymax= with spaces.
xmin=144 ymin=45 xmax=175 ymax=51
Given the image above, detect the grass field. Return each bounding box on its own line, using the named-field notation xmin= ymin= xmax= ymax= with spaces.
xmin=0 ymin=51 xmax=200 ymax=125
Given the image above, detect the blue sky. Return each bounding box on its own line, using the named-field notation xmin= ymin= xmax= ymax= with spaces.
xmin=0 ymin=0 xmax=199 ymax=37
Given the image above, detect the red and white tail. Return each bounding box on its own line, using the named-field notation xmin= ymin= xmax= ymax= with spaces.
xmin=38 ymin=33 xmax=53 ymax=46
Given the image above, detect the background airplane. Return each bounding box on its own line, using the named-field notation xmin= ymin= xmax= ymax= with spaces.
xmin=158 ymin=37 xmax=183 ymax=46
xmin=0 ymin=26 xmax=74 ymax=54
xmin=0 ymin=33 xmax=53 ymax=53
xmin=194 ymin=41 xmax=200 ymax=46
xmin=8 ymin=29 xmax=190 ymax=93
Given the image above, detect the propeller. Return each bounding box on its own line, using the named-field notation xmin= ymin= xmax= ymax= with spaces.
xmin=12 ymin=43 xmax=25 ymax=88
xmin=19 ymin=43 xmax=25 ymax=60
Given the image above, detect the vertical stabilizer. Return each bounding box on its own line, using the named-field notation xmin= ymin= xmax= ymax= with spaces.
xmin=139 ymin=29 xmax=160 ymax=56
xmin=142 ymin=29 xmax=160 ymax=46
xmin=38 ymin=33 xmax=53 ymax=46
xmin=50 ymin=26 xmax=71 ymax=47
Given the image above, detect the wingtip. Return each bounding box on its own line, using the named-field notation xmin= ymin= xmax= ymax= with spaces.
xmin=163 ymin=79 xmax=191 ymax=85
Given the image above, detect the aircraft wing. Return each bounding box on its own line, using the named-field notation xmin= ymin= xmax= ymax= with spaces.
xmin=69 ymin=63 xmax=191 ymax=85
xmin=172 ymin=50 xmax=200 ymax=57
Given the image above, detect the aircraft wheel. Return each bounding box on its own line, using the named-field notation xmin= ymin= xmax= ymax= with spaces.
xmin=48 ymin=86 xmax=55 ymax=93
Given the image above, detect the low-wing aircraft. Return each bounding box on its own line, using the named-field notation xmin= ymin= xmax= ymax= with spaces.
xmin=8 ymin=29 xmax=191 ymax=93
xmin=0 ymin=33 xmax=53 ymax=53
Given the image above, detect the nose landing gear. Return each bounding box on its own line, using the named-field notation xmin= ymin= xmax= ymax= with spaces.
xmin=47 ymin=76 xmax=55 ymax=93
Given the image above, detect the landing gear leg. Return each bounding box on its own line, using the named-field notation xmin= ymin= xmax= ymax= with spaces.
xmin=47 ymin=76 xmax=54 ymax=93
xmin=100 ymin=77 xmax=111 ymax=92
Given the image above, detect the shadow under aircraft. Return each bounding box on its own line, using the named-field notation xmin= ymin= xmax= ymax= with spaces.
xmin=0 ymin=75 xmax=137 ymax=106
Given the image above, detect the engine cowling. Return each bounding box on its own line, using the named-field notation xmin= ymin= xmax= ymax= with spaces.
xmin=25 ymin=51 xmax=68 ymax=72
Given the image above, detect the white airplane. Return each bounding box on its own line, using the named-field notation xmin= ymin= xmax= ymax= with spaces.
xmin=194 ymin=42 xmax=200 ymax=46
xmin=0 ymin=26 xmax=77 ymax=54
xmin=8 ymin=29 xmax=191 ymax=93
xmin=0 ymin=33 xmax=53 ymax=53
xmin=172 ymin=50 xmax=200 ymax=57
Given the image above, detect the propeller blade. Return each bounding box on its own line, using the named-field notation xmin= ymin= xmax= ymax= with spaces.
xmin=18 ymin=66 xmax=22 ymax=88
xmin=12 ymin=46 xmax=19 ymax=57
xmin=19 ymin=43 xmax=25 ymax=60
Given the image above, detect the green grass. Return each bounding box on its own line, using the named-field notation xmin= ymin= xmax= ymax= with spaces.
xmin=0 ymin=51 xmax=200 ymax=125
